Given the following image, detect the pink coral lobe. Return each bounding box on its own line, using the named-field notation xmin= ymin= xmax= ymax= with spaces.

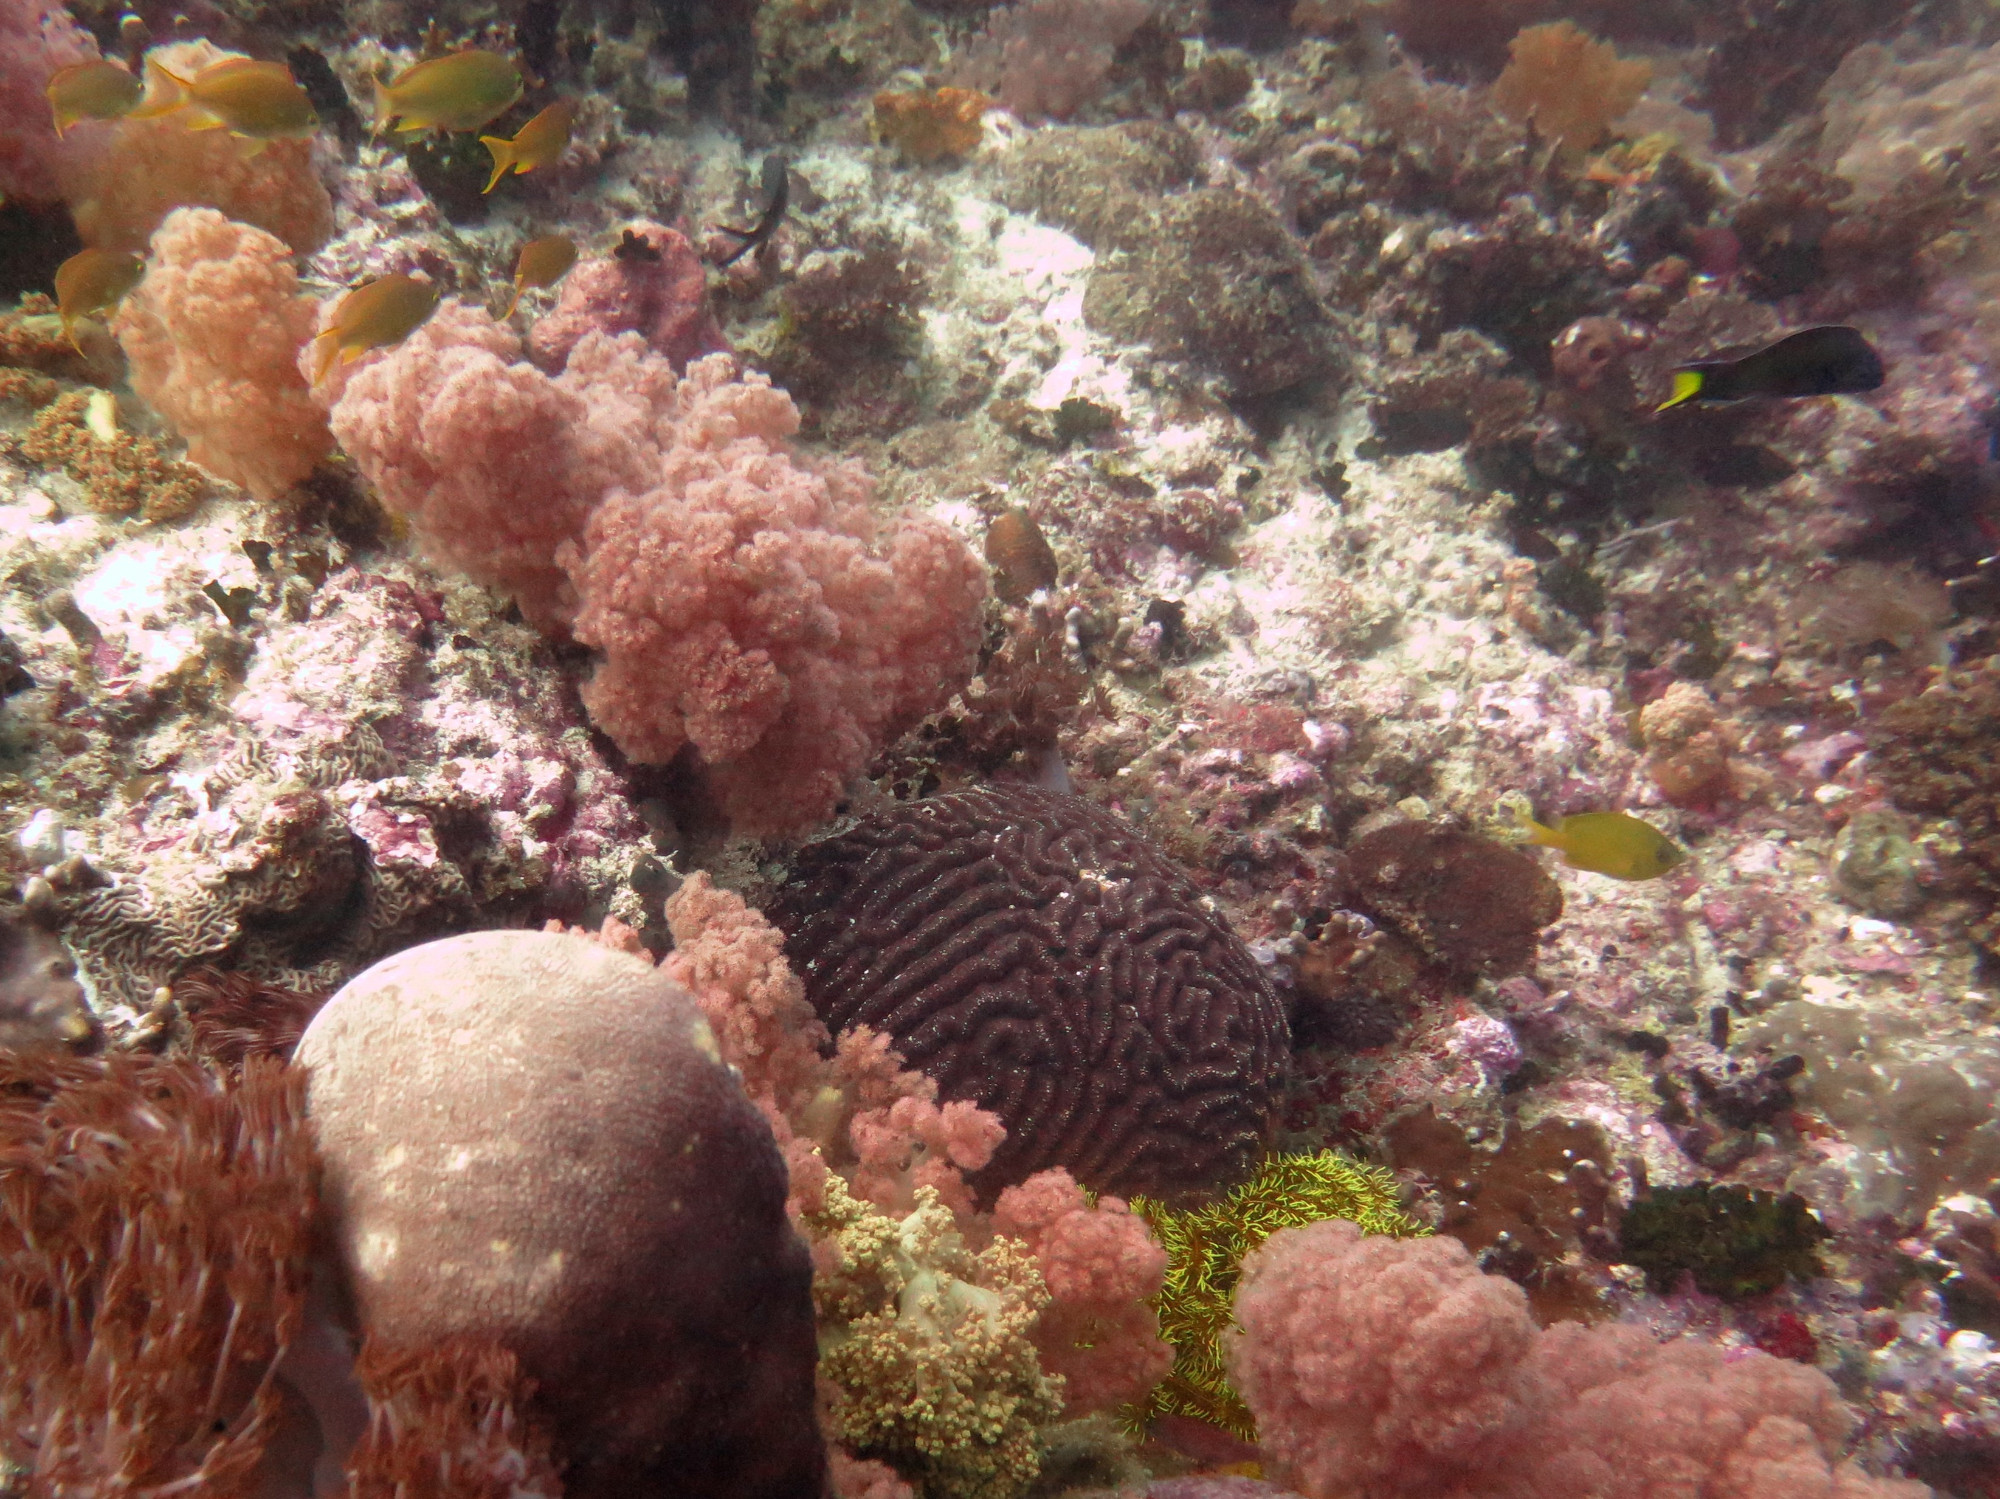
xmin=527 ymin=221 xmax=727 ymax=373
xmin=1229 ymin=1219 xmax=1929 ymax=1499
xmin=0 ymin=0 xmax=97 ymax=203
xmin=991 ymin=1168 xmax=1173 ymax=1415
xmin=114 ymin=208 xmax=332 ymax=501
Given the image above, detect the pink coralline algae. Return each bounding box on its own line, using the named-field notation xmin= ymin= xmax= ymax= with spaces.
xmin=113 ymin=208 xmax=333 ymax=502
xmin=1229 ymin=1218 xmax=1929 ymax=1499
xmin=0 ymin=0 xmax=96 ymax=203
xmin=526 ymin=221 xmax=727 ymax=373
xmin=315 ymin=302 xmax=982 ymax=833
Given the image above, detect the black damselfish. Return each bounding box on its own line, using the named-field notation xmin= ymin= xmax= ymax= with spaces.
xmin=1657 ymin=324 xmax=1885 ymax=411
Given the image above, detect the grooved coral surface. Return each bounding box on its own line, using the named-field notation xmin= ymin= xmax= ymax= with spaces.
xmin=114 ymin=208 xmax=333 ymax=502
xmin=767 ymin=784 xmax=1291 ymax=1202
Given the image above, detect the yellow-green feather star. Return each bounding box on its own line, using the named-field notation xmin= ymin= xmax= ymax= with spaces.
xmin=1125 ymin=1150 xmax=1427 ymax=1440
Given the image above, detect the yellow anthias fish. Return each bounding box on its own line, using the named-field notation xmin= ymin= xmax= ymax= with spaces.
xmin=480 ymin=98 xmax=576 ymax=193
xmin=1516 ymin=808 xmax=1687 ymax=881
xmin=53 ymin=248 xmax=144 ymax=352
xmin=504 ymin=234 xmax=577 ymax=317
xmin=373 ymin=50 xmax=523 ymax=135
xmin=311 ymin=274 xmax=441 ymax=382
xmin=142 ymin=56 xmax=318 ymax=145
xmin=47 ymin=59 xmax=145 ymax=136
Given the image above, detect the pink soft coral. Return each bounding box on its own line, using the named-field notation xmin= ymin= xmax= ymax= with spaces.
xmin=317 ymin=308 xmax=984 ymax=834
xmin=660 ymin=872 xmax=1005 ymax=1221
xmin=0 ymin=0 xmax=96 ymax=203
xmin=568 ymin=356 xmax=987 ymax=834
xmin=1229 ymin=1219 xmax=1928 ymax=1499
xmin=991 ymin=1168 xmax=1173 ymax=1414
xmin=527 ymin=221 xmax=727 ymax=373
xmin=112 ymin=208 xmax=332 ymax=502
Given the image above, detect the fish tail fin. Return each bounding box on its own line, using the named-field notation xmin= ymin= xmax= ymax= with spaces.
xmin=369 ymin=74 xmax=395 ymax=136
xmin=1513 ymin=805 xmax=1560 ymax=848
xmin=502 ymin=288 xmax=523 ymax=319
xmin=235 ymin=133 xmax=268 ymax=159
xmin=62 ymin=314 xmax=82 ymax=355
xmin=479 ymin=134 xmax=516 ymax=194
xmin=310 ymin=329 xmax=338 ymax=385
xmin=1656 ymin=369 xmax=1705 ymax=412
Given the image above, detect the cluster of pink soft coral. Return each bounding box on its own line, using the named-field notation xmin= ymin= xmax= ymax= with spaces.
xmin=113 ymin=208 xmax=332 ymax=502
xmin=0 ymin=0 xmax=95 ymax=204
xmin=1230 ymin=1218 xmax=1930 ymax=1499
xmin=315 ymin=302 xmax=986 ymax=834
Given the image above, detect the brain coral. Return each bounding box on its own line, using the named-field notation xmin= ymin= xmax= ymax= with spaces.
xmin=767 ymin=784 xmax=1290 ymax=1203
xmin=296 ymin=930 xmax=824 ymax=1499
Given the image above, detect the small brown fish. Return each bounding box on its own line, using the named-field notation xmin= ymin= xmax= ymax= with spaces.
xmin=148 ymin=56 xmax=318 ymax=144
xmin=504 ymin=234 xmax=577 ymax=317
xmin=984 ymin=507 xmax=1058 ymax=603
xmin=373 ymin=50 xmax=522 ymax=135
xmin=46 ymin=59 xmax=144 ymax=136
xmin=480 ymin=98 xmax=576 ymax=193
xmin=54 ymin=248 xmax=144 ymax=351
xmin=311 ymin=274 xmax=440 ymax=382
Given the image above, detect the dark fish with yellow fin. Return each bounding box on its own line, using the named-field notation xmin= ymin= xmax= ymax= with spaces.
xmin=480 ymin=98 xmax=575 ymax=193
xmin=142 ymin=56 xmax=318 ymax=146
xmin=1517 ymin=808 xmax=1686 ymax=881
xmin=311 ymin=274 xmax=440 ymax=382
xmin=54 ymin=248 xmax=144 ymax=352
xmin=373 ymin=50 xmax=522 ymax=134
xmin=47 ymin=59 xmax=144 ymax=136
xmin=504 ymin=234 xmax=577 ymax=317
xmin=1657 ymin=325 xmax=1884 ymax=412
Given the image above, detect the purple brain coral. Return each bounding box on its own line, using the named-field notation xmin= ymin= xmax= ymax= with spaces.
xmin=767 ymin=784 xmax=1291 ymax=1202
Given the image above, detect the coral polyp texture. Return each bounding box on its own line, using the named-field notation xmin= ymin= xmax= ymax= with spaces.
xmin=768 ymin=784 xmax=1291 ymax=1203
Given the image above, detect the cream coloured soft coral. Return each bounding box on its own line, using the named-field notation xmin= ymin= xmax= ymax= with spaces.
xmin=1229 ymin=1219 xmax=1928 ymax=1499
xmin=112 ymin=208 xmax=331 ymax=502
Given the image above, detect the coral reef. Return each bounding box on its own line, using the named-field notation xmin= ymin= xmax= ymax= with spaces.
xmin=113 ymin=209 xmax=332 ymax=503
xmin=768 ymin=783 xmax=1291 ymax=1202
xmin=953 ymin=0 xmax=1153 ymax=122
xmin=1616 ymin=1182 xmax=1831 ymax=1299
xmin=525 ymin=221 xmax=725 ymax=374
xmin=0 ymin=0 xmax=96 ymax=205
xmin=1490 ymin=21 xmax=1650 ymax=160
xmin=297 ymin=929 xmax=826 ymax=1499
xmin=1338 ymin=822 xmax=1564 ymax=978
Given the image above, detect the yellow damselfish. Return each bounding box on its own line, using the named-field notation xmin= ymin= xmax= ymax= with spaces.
xmin=47 ymin=59 xmax=145 ymax=136
xmin=140 ymin=55 xmax=317 ymax=145
xmin=504 ymin=234 xmax=577 ymax=317
xmin=54 ymin=248 xmax=144 ymax=352
xmin=480 ymin=98 xmax=575 ymax=193
xmin=373 ymin=50 xmax=522 ymax=135
xmin=1516 ymin=808 xmax=1686 ymax=881
xmin=311 ymin=274 xmax=440 ymax=382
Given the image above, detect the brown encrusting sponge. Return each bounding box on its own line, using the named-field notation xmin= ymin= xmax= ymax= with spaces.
xmin=767 ymin=783 xmax=1290 ymax=1203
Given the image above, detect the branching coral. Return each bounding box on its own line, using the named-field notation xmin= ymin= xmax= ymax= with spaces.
xmin=0 ymin=1052 xmax=318 ymax=1493
xmin=1131 ymin=1151 xmax=1423 ymax=1440
xmin=113 ymin=209 xmax=333 ymax=502
xmin=810 ymin=1175 xmax=1063 ymax=1499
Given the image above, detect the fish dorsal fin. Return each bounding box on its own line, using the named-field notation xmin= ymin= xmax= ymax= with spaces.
xmin=1656 ymin=369 xmax=1704 ymax=412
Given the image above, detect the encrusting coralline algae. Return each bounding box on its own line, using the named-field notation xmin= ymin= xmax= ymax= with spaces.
xmin=2 ymin=0 xmax=2000 ymax=1495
